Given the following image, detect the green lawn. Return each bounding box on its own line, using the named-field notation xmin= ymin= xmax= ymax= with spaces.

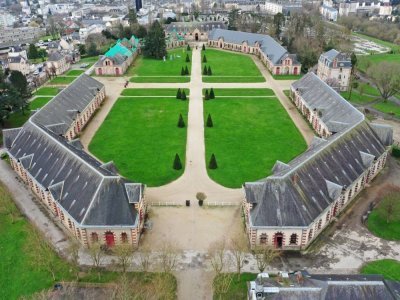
xmin=340 ymin=90 xmax=377 ymax=105
xmin=49 ymin=76 xmax=77 ymax=85
xmin=89 ymin=97 xmax=188 ymax=186
xmin=367 ymin=209 xmax=400 ymax=241
xmin=79 ymin=56 xmax=99 ymax=64
xmin=30 ymin=97 xmax=53 ymax=110
xmin=33 ymin=87 xmax=60 ymax=96
xmin=361 ymin=260 xmax=400 ymax=281
xmin=359 ymin=83 xmax=381 ymax=97
xmin=128 ymin=48 xmax=191 ymax=83
xmin=357 ymin=54 xmax=400 ymax=73
xmin=202 ymin=49 xmax=264 ymax=83
xmin=121 ymin=88 xmax=189 ymax=97
xmin=214 ymin=273 xmax=257 ymax=299
xmin=373 ymin=101 xmax=400 ymax=118
xmin=272 ymin=74 xmax=303 ymax=80
xmin=204 ymin=97 xmax=307 ymax=187
xmin=65 ymin=69 xmax=85 ymax=76
xmin=203 ymin=88 xmax=275 ymax=97
xmin=353 ymin=32 xmax=400 ymax=53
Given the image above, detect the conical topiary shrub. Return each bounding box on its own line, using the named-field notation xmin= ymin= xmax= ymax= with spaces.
xmin=177 ymin=114 xmax=185 ymax=128
xmin=209 ymin=88 xmax=215 ymax=99
xmin=202 ymin=54 xmax=207 ymax=63
xmin=181 ymin=66 xmax=185 ymax=76
xmin=206 ymin=114 xmax=213 ymax=127
xmin=204 ymin=89 xmax=209 ymax=100
xmin=181 ymin=90 xmax=187 ymax=100
xmin=203 ymin=65 xmax=208 ymax=75
xmin=187 ymin=44 xmax=191 ymax=51
xmin=207 ymin=66 xmax=212 ymax=76
xmin=209 ymin=153 xmax=218 ymax=169
xmin=173 ymin=153 xmax=183 ymax=170
xmin=185 ymin=65 xmax=189 ymax=75
xmin=176 ymin=88 xmax=182 ymax=99
xmin=202 ymin=44 xmax=206 ymax=51
xmin=186 ymin=53 xmax=190 ymax=62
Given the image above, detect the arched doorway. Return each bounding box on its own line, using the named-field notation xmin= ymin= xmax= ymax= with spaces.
xmin=195 ymin=33 xmax=199 ymax=41
xmin=105 ymin=231 xmax=115 ymax=247
xmin=98 ymin=68 xmax=102 ymax=75
xmin=115 ymin=68 xmax=120 ymax=76
xmin=293 ymin=67 xmax=298 ymax=75
xmin=284 ymin=66 xmax=289 ymax=75
xmin=276 ymin=67 xmax=280 ymax=75
xmin=274 ymin=232 xmax=283 ymax=248
xmin=219 ymin=42 xmax=223 ymax=48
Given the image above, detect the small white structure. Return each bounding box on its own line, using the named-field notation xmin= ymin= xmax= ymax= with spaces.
xmin=320 ymin=5 xmax=338 ymax=22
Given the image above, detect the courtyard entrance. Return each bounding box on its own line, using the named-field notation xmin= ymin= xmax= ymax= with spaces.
xmin=195 ymin=33 xmax=199 ymax=41
xmin=274 ymin=233 xmax=283 ymax=248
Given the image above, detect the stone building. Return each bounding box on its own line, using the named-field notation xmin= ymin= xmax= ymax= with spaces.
xmin=7 ymin=51 xmax=31 ymax=75
xmin=165 ymin=22 xmax=226 ymax=43
xmin=208 ymin=29 xmax=301 ymax=76
xmin=317 ymin=49 xmax=352 ymax=91
xmin=46 ymin=51 xmax=70 ymax=76
xmin=243 ymin=72 xmax=392 ymax=250
xmin=3 ymin=74 xmax=146 ymax=248
xmin=94 ymin=36 xmax=139 ymax=76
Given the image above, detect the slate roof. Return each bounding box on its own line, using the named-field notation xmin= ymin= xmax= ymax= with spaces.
xmin=319 ymin=49 xmax=352 ymax=68
xmin=208 ymin=28 xmax=299 ymax=65
xmin=244 ymin=74 xmax=391 ymax=228
xmin=4 ymin=75 xmax=145 ymax=227
xmin=48 ymin=51 xmax=64 ymax=62
xmin=165 ymin=22 xmax=226 ymax=33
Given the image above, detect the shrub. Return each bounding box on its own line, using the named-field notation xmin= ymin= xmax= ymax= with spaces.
xmin=202 ymin=54 xmax=207 ymax=63
xmin=185 ymin=65 xmax=189 ymax=75
xmin=393 ymin=145 xmax=400 ymax=158
xmin=173 ymin=153 xmax=182 ymax=170
xmin=196 ymin=192 xmax=207 ymax=206
xmin=181 ymin=66 xmax=185 ymax=76
xmin=203 ymin=65 xmax=208 ymax=75
xmin=202 ymin=44 xmax=206 ymax=51
xmin=206 ymin=114 xmax=213 ymax=127
xmin=209 ymin=88 xmax=215 ymax=99
xmin=207 ymin=66 xmax=212 ymax=76
xmin=177 ymin=114 xmax=185 ymax=128
xmin=186 ymin=54 xmax=190 ymax=63
xmin=209 ymin=153 xmax=218 ymax=169
xmin=176 ymin=88 xmax=182 ymax=99
xmin=204 ymin=89 xmax=209 ymax=100
xmin=181 ymin=90 xmax=187 ymax=100
xmin=187 ymin=44 xmax=191 ymax=51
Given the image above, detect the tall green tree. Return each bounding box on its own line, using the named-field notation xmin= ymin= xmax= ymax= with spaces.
xmin=176 ymin=88 xmax=182 ymax=99
xmin=202 ymin=54 xmax=207 ymax=63
xmin=9 ymin=71 xmax=29 ymax=114
xmin=87 ymin=42 xmax=98 ymax=56
xmin=143 ymin=21 xmax=167 ymax=59
xmin=350 ymin=52 xmax=357 ymax=74
xmin=177 ymin=114 xmax=185 ymax=128
xmin=206 ymin=114 xmax=213 ymax=127
xmin=28 ymin=44 xmax=39 ymax=59
xmin=273 ymin=13 xmax=285 ymax=38
xmin=127 ymin=8 xmax=137 ymax=27
xmin=173 ymin=154 xmax=182 ymax=170
xmin=209 ymin=154 xmax=218 ymax=169
xmin=181 ymin=90 xmax=187 ymax=100
xmin=209 ymin=88 xmax=215 ymax=99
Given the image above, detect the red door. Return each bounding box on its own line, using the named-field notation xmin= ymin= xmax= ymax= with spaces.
xmin=115 ymin=68 xmax=120 ymax=76
xmin=105 ymin=232 xmax=115 ymax=247
xmin=274 ymin=233 xmax=283 ymax=248
xmin=294 ymin=67 xmax=298 ymax=75
xmin=98 ymin=68 xmax=102 ymax=75
xmin=276 ymin=67 xmax=280 ymax=75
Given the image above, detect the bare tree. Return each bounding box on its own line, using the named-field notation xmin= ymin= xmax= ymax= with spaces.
xmin=213 ymin=272 xmax=234 ymax=299
xmin=208 ymin=240 xmax=227 ymax=275
xmin=138 ymin=245 xmax=152 ymax=272
xmin=67 ymin=241 xmax=80 ymax=281
xmin=253 ymin=245 xmax=281 ymax=273
xmin=377 ymin=185 xmax=400 ymax=223
xmin=367 ymin=62 xmax=400 ymax=101
xmin=114 ymin=244 xmax=134 ymax=273
xmin=159 ymin=242 xmax=180 ymax=273
xmin=230 ymin=235 xmax=248 ymax=280
xmin=88 ymin=242 xmax=104 ymax=279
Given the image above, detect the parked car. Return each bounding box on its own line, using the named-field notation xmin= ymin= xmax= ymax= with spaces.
xmin=80 ymin=63 xmax=89 ymax=68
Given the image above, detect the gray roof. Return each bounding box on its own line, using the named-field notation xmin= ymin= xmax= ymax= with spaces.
xmin=208 ymin=28 xmax=299 ymax=65
xmin=47 ymin=51 xmax=64 ymax=62
xmin=32 ymin=74 xmax=103 ymax=133
xmin=245 ymin=74 xmax=391 ymax=228
xmin=4 ymin=75 xmax=145 ymax=227
xmin=95 ymin=54 xmax=127 ymax=67
xmin=165 ymin=22 xmax=226 ymax=33
xmin=319 ymin=49 xmax=352 ymax=68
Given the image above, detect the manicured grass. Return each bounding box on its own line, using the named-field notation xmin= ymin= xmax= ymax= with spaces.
xmin=33 ymin=87 xmax=60 ymax=96
xmin=373 ymin=101 xmax=400 ymax=118
xmin=358 ymin=83 xmax=381 ymax=97
xmin=203 ymin=88 xmax=275 ymax=97
xmin=340 ymin=90 xmax=377 ymax=104
xmin=204 ymin=97 xmax=307 ymax=188
xmin=2 ymin=110 xmax=30 ymax=129
xmin=367 ymin=209 xmax=400 ymax=241
xmin=89 ymin=97 xmax=188 ymax=186
xmin=353 ymin=32 xmax=400 ymax=53
xmin=30 ymin=97 xmax=53 ymax=110
xmin=361 ymin=259 xmax=400 ymax=281
xmin=214 ymin=273 xmax=257 ymax=299
xmin=128 ymin=48 xmax=191 ymax=83
xmin=272 ymin=74 xmax=303 ymax=80
xmin=121 ymin=88 xmax=189 ymax=97
xmin=49 ymin=76 xmax=77 ymax=85
xmin=65 ymin=69 xmax=85 ymax=76
xmin=202 ymin=49 xmax=264 ymax=82
xmin=79 ymin=56 xmax=99 ymax=64
xmin=130 ymin=76 xmax=190 ymax=83
xmin=203 ymin=76 xmax=265 ymax=83
xmin=357 ymin=54 xmax=400 ymax=73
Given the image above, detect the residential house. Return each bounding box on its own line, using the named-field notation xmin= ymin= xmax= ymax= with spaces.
xmin=46 ymin=51 xmax=70 ymax=75
xmin=317 ymin=49 xmax=352 ymax=91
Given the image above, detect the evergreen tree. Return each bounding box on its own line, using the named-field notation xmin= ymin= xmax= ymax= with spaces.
xmin=209 ymin=153 xmax=218 ymax=169
xmin=127 ymin=8 xmax=138 ymax=27
xmin=206 ymin=114 xmax=213 ymax=127
xmin=207 ymin=66 xmax=212 ymax=76
xmin=203 ymin=65 xmax=208 ymax=75
xmin=181 ymin=90 xmax=187 ymax=100
xmin=350 ymin=52 xmax=357 ymax=74
xmin=177 ymin=114 xmax=185 ymax=128
xmin=87 ymin=42 xmax=98 ymax=56
xmin=28 ymin=44 xmax=39 ymax=59
xmin=176 ymin=88 xmax=182 ymax=99
xmin=204 ymin=89 xmax=209 ymax=100
xmin=187 ymin=44 xmax=191 ymax=51
xmin=185 ymin=65 xmax=189 ymax=75
xmin=202 ymin=54 xmax=207 ymax=63
xmin=209 ymin=88 xmax=215 ymax=99
xmin=186 ymin=54 xmax=190 ymax=62
xmin=202 ymin=44 xmax=206 ymax=51
xmin=143 ymin=21 xmax=167 ymax=59
xmin=9 ymin=71 xmax=29 ymax=114
xmin=173 ymin=153 xmax=183 ymax=170
xmin=181 ymin=66 xmax=185 ymax=76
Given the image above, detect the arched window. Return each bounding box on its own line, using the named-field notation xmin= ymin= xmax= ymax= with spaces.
xmin=121 ymin=232 xmax=128 ymax=243
xmin=289 ymin=234 xmax=297 ymax=245
xmin=259 ymin=233 xmax=267 ymax=244
xmin=317 ymin=219 xmax=323 ymax=230
xmin=326 ymin=211 xmax=330 ymax=222
xmin=91 ymin=232 xmax=98 ymax=242
xmin=308 ymin=229 xmax=313 ymax=242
